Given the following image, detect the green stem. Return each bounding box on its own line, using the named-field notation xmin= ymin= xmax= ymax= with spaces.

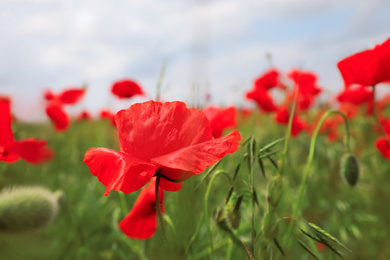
xmin=118 ymin=192 xmax=129 ymax=214
xmin=249 ymin=136 xmax=255 ymax=254
xmin=280 ymin=87 xmax=298 ymax=175
xmin=372 ymin=85 xmax=387 ymax=137
xmin=287 ymin=110 xmax=351 ymax=237
xmin=155 ymin=175 xmax=167 ymax=240
xmin=204 ymin=169 xmax=231 ymax=260
xmin=156 ymin=59 xmax=167 ymax=101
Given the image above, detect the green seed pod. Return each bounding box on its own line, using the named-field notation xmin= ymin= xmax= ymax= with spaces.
xmin=0 ymin=186 xmax=63 ymax=232
xmin=267 ymin=174 xmax=284 ymax=209
xmin=225 ymin=194 xmax=243 ymax=230
xmin=262 ymin=210 xmax=278 ymax=240
xmin=341 ymin=154 xmax=359 ymax=186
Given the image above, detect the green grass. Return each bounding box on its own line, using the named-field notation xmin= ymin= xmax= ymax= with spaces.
xmin=1 ymin=111 xmax=390 ymax=259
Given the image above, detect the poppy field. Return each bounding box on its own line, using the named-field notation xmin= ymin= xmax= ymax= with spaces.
xmin=1 ymin=38 xmax=390 ymax=260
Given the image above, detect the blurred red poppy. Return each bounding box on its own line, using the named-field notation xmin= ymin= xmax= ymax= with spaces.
xmin=44 ymin=88 xmax=85 ymax=104
xmin=337 ymin=38 xmax=390 ymax=87
xmin=288 ymin=69 xmax=322 ymax=96
xmin=111 ymin=79 xmax=144 ymax=99
xmin=119 ymin=178 xmax=163 ymax=240
xmin=45 ymin=101 xmax=70 ymax=132
xmin=99 ymin=109 xmax=116 ymax=126
xmin=375 ymin=137 xmax=390 ymax=160
xmin=203 ymin=106 xmax=237 ymax=138
xmin=274 ymin=107 xmax=307 ymax=137
xmin=77 ymin=110 xmax=92 ymax=121
xmin=336 ymin=85 xmax=372 ymax=105
xmin=246 ymin=86 xmax=278 ymax=112
xmin=254 ymin=69 xmax=285 ymax=90
xmin=84 ymin=101 xmax=241 ymax=195
xmin=0 ymin=99 xmax=53 ymax=164
xmin=316 ymin=242 xmax=326 ymax=251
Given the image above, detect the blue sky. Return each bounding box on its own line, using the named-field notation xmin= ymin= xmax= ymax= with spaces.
xmin=1 ymin=0 xmax=390 ymax=121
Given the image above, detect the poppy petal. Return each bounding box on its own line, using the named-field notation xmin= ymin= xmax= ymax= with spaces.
xmin=84 ymin=148 xmax=157 ymax=195
xmin=11 ymin=138 xmax=54 ymax=164
xmin=151 ymin=129 xmax=241 ymax=174
xmin=45 ymin=101 xmax=70 ymax=131
xmin=119 ymin=179 xmax=163 ymax=240
xmin=111 ymin=79 xmax=144 ymax=99
xmin=115 ymin=101 xmax=213 ymax=160
xmin=58 ymin=88 xmax=85 ymax=104
xmin=0 ymin=98 xmax=15 ymax=148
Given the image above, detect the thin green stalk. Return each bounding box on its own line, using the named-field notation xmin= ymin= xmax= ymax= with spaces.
xmin=372 ymin=85 xmax=387 ymax=137
xmin=287 ymin=110 xmax=351 ymax=237
xmin=155 ymin=175 xmax=167 ymax=240
xmin=156 ymin=59 xmax=167 ymax=101
xmin=204 ymin=169 xmax=231 ymax=260
xmin=118 ymin=192 xmax=129 ymax=214
xmin=279 ymin=87 xmax=298 ymax=175
xmin=249 ymin=136 xmax=255 ymax=254
xmin=226 ymin=238 xmax=233 ymax=260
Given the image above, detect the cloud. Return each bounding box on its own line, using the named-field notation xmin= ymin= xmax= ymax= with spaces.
xmin=0 ymin=0 xmax=389 ymax=121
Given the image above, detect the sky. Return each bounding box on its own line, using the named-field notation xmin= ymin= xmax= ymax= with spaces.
xmin=1 ymin=0 xmax=390 ymax=121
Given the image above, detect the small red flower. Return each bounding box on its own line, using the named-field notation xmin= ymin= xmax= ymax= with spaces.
xmin=375 ymin=137 xmax=390 ymax=160
xmin=45 ymin=101 xmax=70 ymax=132
xmin=44 ymin=88 xmax=85 ymax=104
xmin=246 ymin=86 xmax=278 ymax=112
xmin=274 ymin=107 xmax=307 ymax=137
xmin=111 ymin=79 xmax=144 ymax=99
xmin=84 ymin=101 xmax=241 ymax=195
xmin=254 ymin=69 xmax=284 ymax=90
xmin=336 ymin=85 xmax=372 ymax=105
xmin=0 ymin=99 xmax=53 ymax=164
xmin=203 ymin=106 xmax=237 ymax=138
xmin=119 ymin=178 xmax=163 ymax=240
xmin=99 ymin=109 xmax=116 ymax=126
xmin=77 ymin=110 xmax=92 ymax=121
xmin=288 ymin=69 xmax=322 ymax=96
xmin=337 ymin=38 xmax=390 ymax=87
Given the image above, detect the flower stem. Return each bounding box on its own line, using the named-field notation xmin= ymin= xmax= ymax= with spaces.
xmin=204 ymin=169 xmax=231 ymax=260
xmin=118 ymin=192 xmax=129 ymax=214
xmin=287 ymin=110 xmax=351 ymax=238
xmin=155 ymin=175 xmax=170 ymax=253
xmin=280 ymin=87 xmax=298 ymax=175
xmin=372 ymin=85 xmax=387 ymax=137
xmin=248 ymin=136 xmax=256 ymax=255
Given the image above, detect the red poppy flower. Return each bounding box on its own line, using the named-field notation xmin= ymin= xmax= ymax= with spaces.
xmin=203 ymin=106 xmax=237 ymax=138
xmin=84 ymin=101 xmax=241 ymax=195
xmin=288 ymin=69 xmax=322 ymax=96
xmin=274 ymin=107 xmax=307 ymax=137
xmin=45 ymin=101 xmax=70 ymax=132
xmin=119 ymin=178 xmax=163 ymax=240
xmin=375 ymin=137 xmax=390 ymax=160
xmin=254 ymin=69 xmax=285 ymax=90
xmin=246 ymin=87 xmax=278 ymax=112
xmin=77 ymin=110 xmax=92 ymax=121
xmin=336 ymin=85 xmax=372 ymax=105
xmin=44 ymin=88 xmax=85 ymax=105
xmin=57 ymin=88 xmax=86 ymax=104
xmin=111 ymin=79 xmax=144 ymax=99
xmin=0 ymin=99 xmax=53 ymax=164
xmin=99 ymin=109 xmax=116 ymax=126
xmin=337 ymin=38 xmax=390 ymax=87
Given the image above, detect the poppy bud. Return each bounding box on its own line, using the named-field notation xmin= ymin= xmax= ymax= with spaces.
xmin=0 ymin=186 xmax=63 ymax=232
xmin=341 ymin=154 xmax=359 ymax=186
